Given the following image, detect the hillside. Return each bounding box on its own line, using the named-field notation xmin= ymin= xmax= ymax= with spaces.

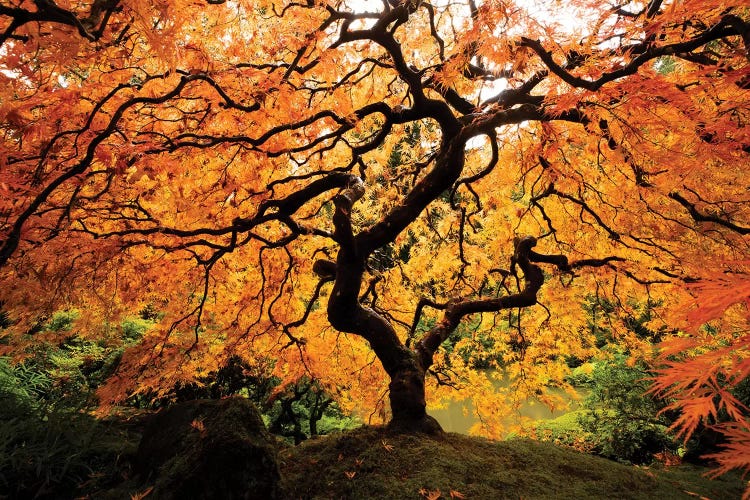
xmin=279 ymin=427 xmax=745 ymax=500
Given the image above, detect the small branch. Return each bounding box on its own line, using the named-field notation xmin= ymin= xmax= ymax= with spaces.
xmin=407 ymin=297 xmax=447 ymax=347
xmin=669 ymin=191 xmax=750 ymax=235
xmin=281 ymin=276 xmax=333 ymax=348
xmin=520 ymin=15 xmax=746 ymax=91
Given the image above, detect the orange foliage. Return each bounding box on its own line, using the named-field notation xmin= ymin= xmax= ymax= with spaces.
xmin=1 ymin=0 xmax=749 ymax=479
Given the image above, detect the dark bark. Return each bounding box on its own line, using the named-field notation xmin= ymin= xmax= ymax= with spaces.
xmin=387 ymin=358 xmax=442 ymax=434
xmin=308 ymin=390 xmax=332 ymax=437
xmin=321 ymin=171 xmax=587 ymax=432
xmin=322 ymin=176 xmax=443 ymax=433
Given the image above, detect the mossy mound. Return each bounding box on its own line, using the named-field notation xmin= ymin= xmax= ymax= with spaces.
xmin=279 ymin=426 xmax=745 ymax=499
xmin=135 ymin=397 xmax=280 ymax=500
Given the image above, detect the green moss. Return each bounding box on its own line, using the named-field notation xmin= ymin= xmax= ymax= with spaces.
xmin=279 ymin=426 xmax=745 ymax=499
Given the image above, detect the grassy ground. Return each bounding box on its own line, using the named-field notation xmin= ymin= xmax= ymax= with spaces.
xmin=279 ymin=426 xmax=745 ymax=500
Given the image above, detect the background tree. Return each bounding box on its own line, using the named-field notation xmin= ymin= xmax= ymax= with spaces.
xmin=1 ymin=0 xmax=748 ymax=459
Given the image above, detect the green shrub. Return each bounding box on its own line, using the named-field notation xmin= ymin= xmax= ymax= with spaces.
xmin=578 ymin=356 xmax=674 ymax=464
xmin=45 ymin=310 xmax=80 ymax=332
xmin=566 ymin=363 xmax=596 ymax=387
xmin=0 ymin=310 xmax=156 ymax=498
xmin=0 ymin=358 xmax=132 ymax=499
xmin=0 ymin=358 xmax=48 ymax=418
xmin=120 ymin=316 xmax=151 ymax=342
xmin=536 ymin=355 xmax=676 ymax=464
xmin=533 ymin=410 xmax=596 ymax=453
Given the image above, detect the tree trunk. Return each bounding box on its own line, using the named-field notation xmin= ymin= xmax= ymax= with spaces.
xmin=324 ymin=178 xmax=443 ymax=434
xmin=386 ymin=355 xmax=442 ymax=434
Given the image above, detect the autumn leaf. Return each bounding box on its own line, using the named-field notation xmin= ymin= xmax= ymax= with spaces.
xmin=130 ymin=486 xmax=154 ymax=500
xmin=190 ymin=418 xmax=206 ymax=435
xmin=419 ymin=488 xmax=442 ymax=500
xmin=682 ymin=491 xmax=711 ymax=500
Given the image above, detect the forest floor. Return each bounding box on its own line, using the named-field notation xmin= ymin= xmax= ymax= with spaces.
xmin=279 ymin=426 xmax=746 ymax=499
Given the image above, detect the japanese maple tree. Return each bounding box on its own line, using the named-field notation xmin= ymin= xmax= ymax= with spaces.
xmin=1 ymin=0 xmax=749 ymax=460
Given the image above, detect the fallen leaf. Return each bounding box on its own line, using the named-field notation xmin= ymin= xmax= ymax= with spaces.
xmin=683 ymin=491 xmax=711 ymax=500
xmin=419 ymin=488 xmax=441 ymax=500
xmin=130 ymin=486 xmax=154 ymax=500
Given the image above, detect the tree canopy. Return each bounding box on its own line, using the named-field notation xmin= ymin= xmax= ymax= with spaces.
xmin=1 ymin=0 xmax=749 ymax=473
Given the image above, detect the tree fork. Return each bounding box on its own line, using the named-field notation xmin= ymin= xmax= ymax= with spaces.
xmin=322 ymin=178 xmax=580 ymax=432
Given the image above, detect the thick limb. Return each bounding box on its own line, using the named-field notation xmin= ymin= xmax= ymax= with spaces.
xmin=320 ymin=178 xmax=441 ymax=432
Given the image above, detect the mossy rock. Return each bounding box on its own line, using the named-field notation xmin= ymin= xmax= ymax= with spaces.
xmin=136 ymin=397 xmax=280 ymax=500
